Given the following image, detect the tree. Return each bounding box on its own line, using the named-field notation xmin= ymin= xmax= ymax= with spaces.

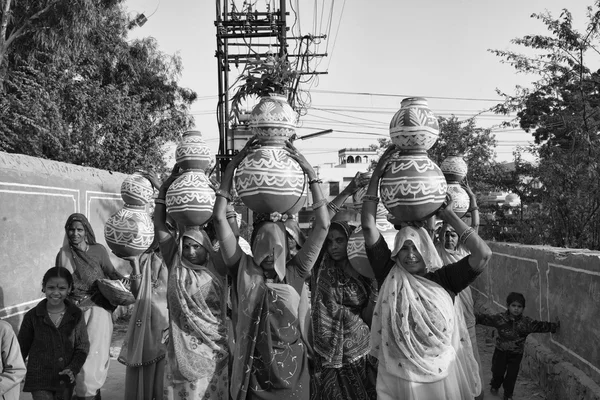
xmin=0 ymin=1 xmax=196 ymax=173
xmin=490 ymin=3 xmax=600 ymax=249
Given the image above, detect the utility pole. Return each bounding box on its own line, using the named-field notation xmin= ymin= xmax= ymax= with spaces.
xmin=214 ymin=0 xmax=327 ymax=177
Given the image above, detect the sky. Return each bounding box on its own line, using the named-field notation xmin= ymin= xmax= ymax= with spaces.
xmin=124 ymin=0 xmax=597 ymax=166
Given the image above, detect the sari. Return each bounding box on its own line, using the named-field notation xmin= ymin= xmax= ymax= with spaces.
xmin=370 ymin=227 xmax=474 ymax=400
xmin=436 ymin=241 xmax=483 ymax=398
xmin=163 ymin=229 xmax=229 ymax=400
xmin=310 ymin=221 xmax=377 ymax=400
xmin=56 ymin=213 xmax=122 ymax=399
xmin=230 ymin=222 xmax=310 ymax=400
xmin=118 ymin=250 xmax=169 ymax=400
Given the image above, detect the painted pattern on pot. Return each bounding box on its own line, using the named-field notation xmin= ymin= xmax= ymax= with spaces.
xmin=250 ymin=95 xmax=298 ymax=145
xmin=175 ymin=130 xmax=213 ymax=171
xmin=235 ymin=147 xmax=305 ymax=214
xmin=121 ymin=174 xmax=154 ymax=206
xmin=380 ymin=152 xmax=447 ymax=222
xmin=166 ymin=171 xmax=216 ymax=227
xmin=347 ymin=204 xmax=396 ymax=279
xmin=440 ymin=155 xmax=468 ymax=183
xmin=104 ymin=205 xmax=155 ymax=257
xmin=446 ymin=183 xmax=469 ymax=218
xmin=389 ymin=97 xmax=439 ymax=151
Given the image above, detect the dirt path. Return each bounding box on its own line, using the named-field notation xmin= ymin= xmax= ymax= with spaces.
xmin=477 ymin=325 xmax=546 ymax=400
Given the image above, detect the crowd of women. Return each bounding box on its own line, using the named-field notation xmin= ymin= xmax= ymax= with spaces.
xmin=11 ymin=139 xmax=492 ymax=400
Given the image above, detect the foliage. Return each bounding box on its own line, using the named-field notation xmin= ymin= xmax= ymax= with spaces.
xmin=229 ymin=55 xmax=298 ymax=122
xmin=489 ymin=2 xmax=600 ymax=249
xmin=0 ymin=0 xmax=196 ymax=173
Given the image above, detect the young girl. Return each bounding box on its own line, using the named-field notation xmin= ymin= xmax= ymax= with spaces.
xmin=18 ymin=267 xmax=90 ymax=400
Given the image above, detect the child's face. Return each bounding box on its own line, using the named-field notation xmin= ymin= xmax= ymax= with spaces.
xmin=44 ymin=277 xmax=70 ymax=306
xmin=508 ymin=301 xmax=524 ymax=317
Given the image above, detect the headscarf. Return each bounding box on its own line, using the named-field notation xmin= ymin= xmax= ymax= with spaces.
xmin=251 ymin=221 xmax=287 ymax=281
xmin=64 ymin=213 xmax=96 ymax=245
xmin=329 ymin=220 xmax=354 ymax=240
xmin=284 ymin=218 xmax=306 ymax=248
xmin=391 ymin=226 xmax=443 ymax=273
xmin=370 ymin=226 xmax=456 ymax=383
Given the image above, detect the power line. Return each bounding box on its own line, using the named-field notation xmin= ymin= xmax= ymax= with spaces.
xmin=311 ymin=89 xmax=504 ymax=102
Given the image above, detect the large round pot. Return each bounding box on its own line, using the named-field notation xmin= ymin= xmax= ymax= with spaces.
xmin=347 ymin=204 xmax=396 ymax=278
xmin=380 ymin=152 xmax=447 ymax=222
xmin=389 ymin=97 xmax=439 ymax=152
xmin=166 ymin=170 xmax=216 ymax=227
xmin=234 ymin=146 xmax=305 ymax=214
xmin=104 ymin=205 xmax=155 ymax=257
xmin=175 ymin=130 xmax=213 ymax=171
xmin=446 ymin=183 xmax=469 ymax=218
xmin=121 ymin=173 xmax=154 ymax=206
xmin=250 ymin=94 xmax=298 ymax=146
xmin=440 ymin=155 xmax=468 ymax=183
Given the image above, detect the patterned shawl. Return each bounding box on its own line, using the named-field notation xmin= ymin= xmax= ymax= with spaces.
xmin=370 ymin=227 xmax=456 ymax=383
xmin=251 ymin=221 xmax=287 ymax=281
xmin=166 ymin=229 xmax=229 ymax=382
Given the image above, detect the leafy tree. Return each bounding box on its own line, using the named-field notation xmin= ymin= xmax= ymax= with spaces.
xmin=490 ymin=3 xmax=600 ymax=249
xmin=0 ymin=0 xmax=196 ymax=173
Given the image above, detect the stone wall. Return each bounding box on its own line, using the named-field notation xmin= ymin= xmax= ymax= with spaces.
xmin=472 ymin=241 xmax=600 ymax=399
xmin=0 ymin=152 xmax=131 ymax=331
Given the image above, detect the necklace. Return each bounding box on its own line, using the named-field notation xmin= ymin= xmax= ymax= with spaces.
xmin=48 ymin=306 xmax=66 ymax=314
xmin=49 ymin=311 xmax=65 ymax=327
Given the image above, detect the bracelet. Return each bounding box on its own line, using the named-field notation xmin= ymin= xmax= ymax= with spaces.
xmin=129 ymin=273 xmax=142 ymax=280
xmin=459 ymin=227 xmax=476 ymax=244
xmin=311 ymin=198 xmax=328 ymax=210
xmin=308 ymin=178 xmax=323 ymax=185
xmin=467 ymin=206 xmax=479 ymax=212
xmin=327 ymin=202 xmax=341 ymax=214
xmin=215 ymin=189 xmax=233 ymax=202
xmin=154 ymin=198 xmax=166 ymax=205
xmin=363 ymin=195 xmax=380 ymax=203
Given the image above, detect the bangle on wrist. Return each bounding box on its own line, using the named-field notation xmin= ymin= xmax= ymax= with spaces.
xmin=215 ymin=189 xmax=233 ymax=202
xmin=467 ymin=206 xmax=479 ymax=212
xmin=459 ymin=227 xmax=476 ymax=244
xmin=129 ymin=273 xmax=142 ymax=280
xmin=327 ymin=202 xmax=341 ymax=214
xmin=311 ymin=198 xmax=328 ymax=210
xmin=155 ymin=198 xmax=166 ymax=205
xmin=308 ymin=178 xmax=323 ymax=185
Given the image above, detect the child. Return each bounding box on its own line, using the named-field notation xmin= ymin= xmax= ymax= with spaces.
xmin=18 ymin=267 xmax=90 ymax=400
xmin=0 ymin=320 xmax=27 ymax=400
xmin=476 ymin=292 xmax=559 ymax=400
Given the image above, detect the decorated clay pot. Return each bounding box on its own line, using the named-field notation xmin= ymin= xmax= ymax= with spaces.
xmin=235 ymin=146 xmax=305 ymax=214
xmin=250 ymin=94 xmax=298 ymax=146
xmin=104 ymin=205 xmax=155 ymax=257
xmin=447 ymin=183 xmax=469 ymax=218
xmin=380 ymin=152 xmax=447 ymax=222
xmin=347 ymin=204 xmax=396 ymax=278
xmin=440 ymin=155 xmax=468 ymax=183
xmin=166 ymin=170 xmax=216 ymax=227
xmin=389 ymin=97 xmax=439 ymax=152
xmin=175 ymin=131 xmax=213 ymax=171
xmin=121 ymin=174 xmax=154 ymax=206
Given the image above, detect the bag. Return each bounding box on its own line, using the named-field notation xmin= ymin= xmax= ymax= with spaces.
xmin=97 ymin=279 xmax=136 ymax=306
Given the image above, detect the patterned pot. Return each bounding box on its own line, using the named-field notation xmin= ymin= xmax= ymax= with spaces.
xmin=121 ymin=174 xmax=154 ymax=206
xmin=389 ymin=97 xmax=439 ymax=152
xmin=440 ymin=155 xmax=468 ymax=183
xmin=250 ymin=94 xmax=298 ymax=146
xmin=104 ymin=205 xmax=155 ymax=257
xmin=446 ymin=183 xmax=469 ymax=218
xmin=235 ymin=146 xmax=305 ymax=214
xmin=380 ymin=152 xmax=447 ymax=222
xmin=166 ymin=170 xmax=216 ymax=227
xmin=347 ymin=204 xmax=396 ymax=278
xmin=175 ymin=130 xmax=213 ymax=171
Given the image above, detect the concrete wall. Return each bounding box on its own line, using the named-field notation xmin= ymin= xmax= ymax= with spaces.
xmin=473 ymin=242 xmax=600 ymax=399
xmin=0 ymin=152 xmax=131 ymax=331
